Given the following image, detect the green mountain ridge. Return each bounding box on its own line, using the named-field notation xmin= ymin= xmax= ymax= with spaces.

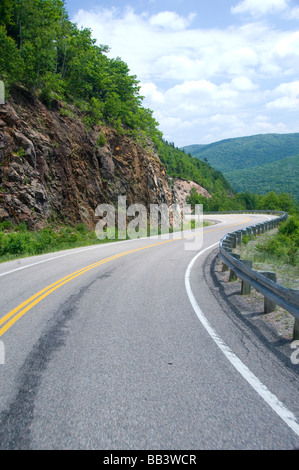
xmin=0 ymin=0 xmax=234 ymax=232
xmin=228 ymin=154 xmax=299 ymax=200
xmin=182 ymin=133 xmax=299 ymax=201
xmin=182 ymin=133 xmax=299 ymax=171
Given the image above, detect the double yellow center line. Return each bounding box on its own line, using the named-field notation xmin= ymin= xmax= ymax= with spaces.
xmin=0 ymin=238 xmax=175 ymax=337
xmin=0 ymin=217 xmax=250 ymax=337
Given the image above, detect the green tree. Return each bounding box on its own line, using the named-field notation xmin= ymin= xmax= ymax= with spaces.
xmin=21 ymin=0 xmax=66 ymax=90
xmin=0 ymin=0 xmax=15 ymax=29
xmin=278 ymin=192 xmax=298 ymax=214
xmin=0 ymin=25 xmax=23 ymax=86
xmin=258 ymin=191 xmax=280 ymax=210
xmin=0 ymin=0 xmax=162 ymax=139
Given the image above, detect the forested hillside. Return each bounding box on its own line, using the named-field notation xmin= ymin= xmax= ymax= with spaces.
xmin=2 ymin=0 xmax=297 ymax=237
xmin=227 ymin=154 xmax=299 ymax=201
xmin=183 ymin=133 xmax=299 ymax=201
xmin=0 ymin=0 xmax=232 ymax=204
xmin=183 ymin=133 xmax=299 ymax=173
xmin=0 ymin=0 xmax=159 ymax=139
xmin=156 ymin=142 xmax=233 ymax=196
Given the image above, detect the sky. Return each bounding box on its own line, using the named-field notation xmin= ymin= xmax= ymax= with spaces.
xmin=64 ymin=0 xmax=299 ymax=147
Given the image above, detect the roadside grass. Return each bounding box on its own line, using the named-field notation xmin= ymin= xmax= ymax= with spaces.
xmin=0 ymin=219 xmax=211 ymax=264
xmin=233 ymin=224 xmax=298 ymax=340
xmin=0 ymin=222 xmax=106 ymax=263
xmin=235 ymin=229 xmax=298 ymax=290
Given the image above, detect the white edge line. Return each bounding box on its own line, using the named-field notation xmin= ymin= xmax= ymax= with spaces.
xmin=0 ymin=231 xmax=179 ymax=278
xmin=0 ymin=213 xmax=267 ymax=278
xmin=0 ymin=238 xmax=140 ymax=278
xmin=0 ymin=223 xmax=214 ymax=279
xmin=185 ymin=243 xmax=299 ymax=439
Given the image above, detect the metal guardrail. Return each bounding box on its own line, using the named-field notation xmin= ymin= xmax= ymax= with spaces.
xmin=205 ymin=210 xmax=289 ymax=216
xmin=217 ymin=211 xmax=299 ymax=338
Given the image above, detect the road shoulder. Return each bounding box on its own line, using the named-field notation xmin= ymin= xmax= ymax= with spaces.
xmin=204 ymin=249 xmax=299 ymax=375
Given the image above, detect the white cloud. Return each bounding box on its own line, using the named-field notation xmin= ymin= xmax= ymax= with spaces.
xmin=149 ymin=11 xmax=196 ymax=31
xmin=275 ymin=31 xmax=299 ymax=57
xmin=72 ymin=8 xmax=291 ymax=83
xmin=230 ymin=76 xmax=258 ymax=91
xmin=218 ymin=45 xmax=258 ymax=75
xmin=266 ymin=80 xmax=299 ymax=109
xmin=231 ymin=0 xmax=289 ymax=16
xmin=286 ymin=6 xmax=299 ymax=19
xmin=140 ymin=83 xmax=164 ymax=104
xmin=72 ymin=6 xmax=299 ymax=146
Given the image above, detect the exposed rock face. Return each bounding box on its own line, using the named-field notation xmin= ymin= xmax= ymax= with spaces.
xmin=173 ymin=179 xmax=211 ymax=207
xmin=0 ymin=87 xmax=177 ymax=230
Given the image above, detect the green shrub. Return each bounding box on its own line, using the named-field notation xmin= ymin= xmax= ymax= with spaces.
xmin=0 ymin=223 xmax=97 ymax=260
xmin=0 ymin=231 xmax=32 ymax=255
xmin=279 ymin=217 xmax=299 ymax=243
xmin=76 ymin=223 xmax=88 ymax=234
xmin=96 ymin=133 xmax=106 ymax=147
xmin=256 ymin=216 xmax=299 ymax=266
xmin=242 ymin=235 xmax=249 ymax=245
xmin=0 ymin=221 xmax=13 ymax=231
xmin=14 ymin=222 xmax=28 ymax=232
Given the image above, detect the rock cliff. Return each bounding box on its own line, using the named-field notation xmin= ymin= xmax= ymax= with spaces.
xmin=0 ymin=86 xmax=181 ymax=230
xmin=173 ymin=179 xmax=211 ymax=207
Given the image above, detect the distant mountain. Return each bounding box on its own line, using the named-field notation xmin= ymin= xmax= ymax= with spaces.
xmin=227 ymin=154 xmax=299 ymax=201
xmin=182 ymin=133 xmax=299 ymax=200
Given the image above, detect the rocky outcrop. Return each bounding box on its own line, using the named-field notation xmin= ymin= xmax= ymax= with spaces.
xmin=173 ymin=179 xmax=211 ymax=207
xmin=0 ymin=86 xmax=177 ymax=230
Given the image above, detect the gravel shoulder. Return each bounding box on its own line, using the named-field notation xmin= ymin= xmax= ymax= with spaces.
xmin=206 ymin=249 xmax=298 ymax=373
xmin=232 ymin=228 xmax=298 ymax=341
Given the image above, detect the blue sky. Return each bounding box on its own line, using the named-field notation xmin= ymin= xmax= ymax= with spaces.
xmin=64 ymin=1 xmax=299 ymax=147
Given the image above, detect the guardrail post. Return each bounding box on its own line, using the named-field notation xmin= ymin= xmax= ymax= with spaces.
xmin=229 ymin=254 xmax=240 ymax=281
xmin=228 ymin=234 xmax=237 ymax=248
xmin=236 ymin=231 xmax=242 ymax=244
xmin=218 ymin=212 xmax=299 ymax=342
xmin=240 ymin=260 xmax=253 ymax=295
xmin=222 ymin=244 xmax=233 ymax=253
xmin=222 ymin=262 xmax=229 ymax=272
xmin=259 ymin=271 xmax=277 ymax=313
xmin=293 ymin=319 xmax=299 ymax=341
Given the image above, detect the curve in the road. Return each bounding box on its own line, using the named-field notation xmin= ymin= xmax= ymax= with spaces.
xmin=185 ymin=243 xmax=299 ymax=438
xmin=0 ymin=217 xmax=251 ymax=338
xmin=1 ymin=212 xmax=298 ymax=450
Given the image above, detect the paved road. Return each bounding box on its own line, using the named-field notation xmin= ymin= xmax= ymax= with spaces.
xmin=0 ymin=213 xmax=298 ymax=450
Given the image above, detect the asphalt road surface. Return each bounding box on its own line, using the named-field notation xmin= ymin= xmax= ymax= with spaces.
xmin=0 ymin=213 xmax=298 ymax=450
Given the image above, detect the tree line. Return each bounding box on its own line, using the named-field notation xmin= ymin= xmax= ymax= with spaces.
xmin=0 ymin=0 xmax=159 ymax=139
xmin=0 ymin=0 xmax=233 ymax=197
xmin=186 ymin=189 xmax=299 ymax=215
xmin=1 ymin=0 xmax=296 ymax=214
